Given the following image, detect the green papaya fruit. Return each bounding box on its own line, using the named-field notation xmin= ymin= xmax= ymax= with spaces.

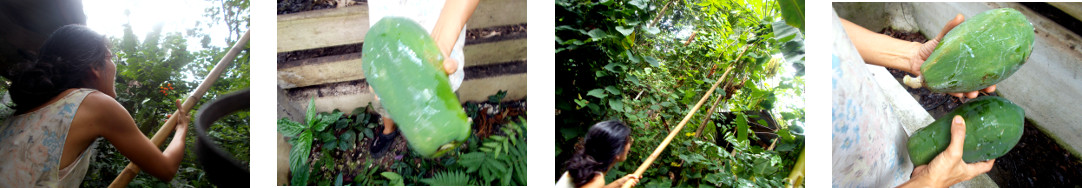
xmin=362 ymin=17 xmax=471 ymax=157
xmin=913 ymin=8 xmax=1034 ymax=93
xmin=907 ymin=96 xmax=1024 ymax=166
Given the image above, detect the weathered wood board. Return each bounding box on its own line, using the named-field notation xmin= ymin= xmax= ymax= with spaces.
xmin=277 ymin=6 xmax=369 ymax=53
xmin=456 ymin=73 xmax=527 ymax=103
xmin=463 ymin=38 xmax=527 ymax=66
xmin=282 ymin=72 xmax=526 ymax=114
xmin=278 ymin=54 xmax=364 ymax=89
xmin=467 ymin=0 xmax=528 ymax=29
xmin=277 ymin=38 xmax=526 ymax=89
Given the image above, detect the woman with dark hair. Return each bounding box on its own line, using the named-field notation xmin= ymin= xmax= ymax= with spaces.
xmin=0 ymin=24 xmax=189 ymax=187
xmin=557 ymin=120 xmax=640 ymax=188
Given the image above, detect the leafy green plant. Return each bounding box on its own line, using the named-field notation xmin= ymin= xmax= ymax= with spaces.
xmin=420 ymin=170 xmax=474 ymax=186
xmin=277 ymin=98 xmax=340 ymax=185
xmin=457 ymin=118 xmax=527 ymax=185
xmin=318 ymin=111 xmax=354 ymax=151
xmin=351 ymin=105 xmax=379 ymax=139
xmin=556 ymin=0 xmax=805 ymax=186
xmin=381 ymin=172 xmax=405 ymax=186
xmin=352 ymin=161 xmax=384 ymax=186
xmin=289 ymin=90 xmax=526 ymax=186
xmin=488 ymin=90 xmax=508 ymax=103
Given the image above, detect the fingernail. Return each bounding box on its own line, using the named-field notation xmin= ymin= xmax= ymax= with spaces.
xmin=954 ymin=116 xmax=964 ymax=124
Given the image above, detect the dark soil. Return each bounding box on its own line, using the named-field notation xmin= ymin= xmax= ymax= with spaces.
xmin=881 ymin=28 xmax=1082 ymax=186
xmin=987 ymin=120 xmax=1082 ymax=187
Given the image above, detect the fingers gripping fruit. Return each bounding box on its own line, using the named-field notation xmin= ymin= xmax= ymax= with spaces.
xmin=904 ymin=8 xmax=1035 ymax=93
xmin=907 ymin=96 xmax=1024 ymax=166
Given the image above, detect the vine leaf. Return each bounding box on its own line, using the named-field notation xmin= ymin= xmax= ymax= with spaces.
xmin=587 ymin=89 xmax=608 ymax=99
xmin=629 ymin=0 xmax=649 ymax=9
xmin=615 ymin=26 xmax=634 ymax=36
xmin=644 ymin=26 xmax=661 ymax=35
xmin=587 ymin=29 xmax=609 ymax=40
xmin=381 ymin=172 xmax=404 ymax=186
xmin=643 ymin=56 xmax=660 ymax=67
xmin=609 ymin=99 xmax=624 ymax=111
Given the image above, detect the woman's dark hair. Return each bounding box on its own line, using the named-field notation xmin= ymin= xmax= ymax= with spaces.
xmin=9 ymin=24 xmax=110 ymax=114
xmin=565 ymin=120 xmax=632 ymax=187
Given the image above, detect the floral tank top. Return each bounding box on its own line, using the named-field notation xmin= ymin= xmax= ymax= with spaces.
xmin=0 ymin=88 xmax=99 ymax=187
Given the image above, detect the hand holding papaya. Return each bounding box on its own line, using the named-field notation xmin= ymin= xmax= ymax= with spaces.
xmin=908 ymin=14 xmax=997 ymax=99
xmin=900 ymin=116 xmax=995 ymax=188
xmin=431 ymin=0 xmax=480 ymax=76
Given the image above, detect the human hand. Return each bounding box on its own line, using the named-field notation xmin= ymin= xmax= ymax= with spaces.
xmin=901 ymin=115 xmax=995 ymax=188
xmin=909 ymin=14 xmax=997 ymax=99
xmin=439 ymin=50 xmax=458 ymax=75
xmin=616 ymin=174 xmax=640 ymax=187
xmin=173 ymin=99 xmax=190 ymax=131
xmin=430 ymin=0 xmax=479 ymax=76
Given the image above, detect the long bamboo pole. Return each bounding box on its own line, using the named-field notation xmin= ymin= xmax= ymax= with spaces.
xmin=693 ymin=83 xmax=727 ymax=137
xmin=785 ymin=148 xmax=805 ymax=188
xmin=621 ymin=66 xmax=732 ymax=188
xmin=109 ymin=30 xmax=250 ymax=188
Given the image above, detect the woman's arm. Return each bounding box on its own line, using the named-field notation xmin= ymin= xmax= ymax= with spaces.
xmin=430 ymin=0 xmax=480 ymax=75
xmin=84 ymin=92 xmax=188 ymax=181
xmin=839 ymin=18 xmax=924 ymax=75
xmin=604 ymin=174 xmax=639 ymax=188
xmin=576 ymin=173 xmax=639 ymax=188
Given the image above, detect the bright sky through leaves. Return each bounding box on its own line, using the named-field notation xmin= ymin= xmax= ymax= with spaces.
xmin=83 ymin=0 xmax=229 ymax=50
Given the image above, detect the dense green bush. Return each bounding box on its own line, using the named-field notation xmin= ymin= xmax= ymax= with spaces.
xmin=556 ymin=0 xmax=805 ymax=186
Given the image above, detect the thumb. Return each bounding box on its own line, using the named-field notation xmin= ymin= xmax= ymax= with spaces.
xmin=443 ymin=58 xmax=458 ymax=75
xmin=934 ymin=14 xmax=965 ymax=42
xmin=175 ymin=99 xmax=184 ymax=112
xmin=947 ymin=115 xmax=967 ymax=156
xmin=967 ymin=159 xmax=995 ymax=174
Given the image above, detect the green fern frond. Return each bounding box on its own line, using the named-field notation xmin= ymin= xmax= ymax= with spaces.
xmin=420 ymin=170 xmax=474 ymax=186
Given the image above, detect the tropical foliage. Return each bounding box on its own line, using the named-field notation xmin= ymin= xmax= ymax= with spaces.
xmin=77 ymin=0 xmax=250 ymax=187
xmin=277 ymin=92 xmax=527 ymax=186
xmin=556 ymin=0 xmax=804 ymax=187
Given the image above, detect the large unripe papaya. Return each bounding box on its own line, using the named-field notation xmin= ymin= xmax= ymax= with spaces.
xmin=906 ymin=8 xmax=1034 ymax=93
xmin=362 ymin=17 xmax=471 ymax=157
xmin=907 ymin=96 xmax=1024 ymax=166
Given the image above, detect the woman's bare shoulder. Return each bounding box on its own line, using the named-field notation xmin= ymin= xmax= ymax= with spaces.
xmin=580 ymin=172 xmax=606 ymax=188
xmin=77 ymin=91 xmax=131 ymax=122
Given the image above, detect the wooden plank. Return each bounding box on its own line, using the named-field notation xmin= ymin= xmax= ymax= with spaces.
xmin=456 ymin=73 xmax=527 ymax=103
xmin=277 ymin=6 xmax=368 ymax=53
xmin=464 ymin=38 xmax=526 ymax=66
xmin=276 ymin=56 xmax=526 ymax=89
xmin=277 ymin=54 xmax=364 ymax=88
xmin=1049 ymin=3 xmax=1082 ymax=23
xmin=284 ymin=80 xmax=378 ymax=114
xmin=277 ymin=38 xmax=524 ymax=89
xmin=284 ymin=73 xmax=526 ymax=113
xmin=467 ymin=0 xmax=527 ymax=29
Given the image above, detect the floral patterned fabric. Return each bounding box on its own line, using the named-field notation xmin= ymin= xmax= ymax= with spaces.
xmin=831 ymin=10 xmax=913 ymax=187
xmin=0 ymin=88 xmax=98 ymax=188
